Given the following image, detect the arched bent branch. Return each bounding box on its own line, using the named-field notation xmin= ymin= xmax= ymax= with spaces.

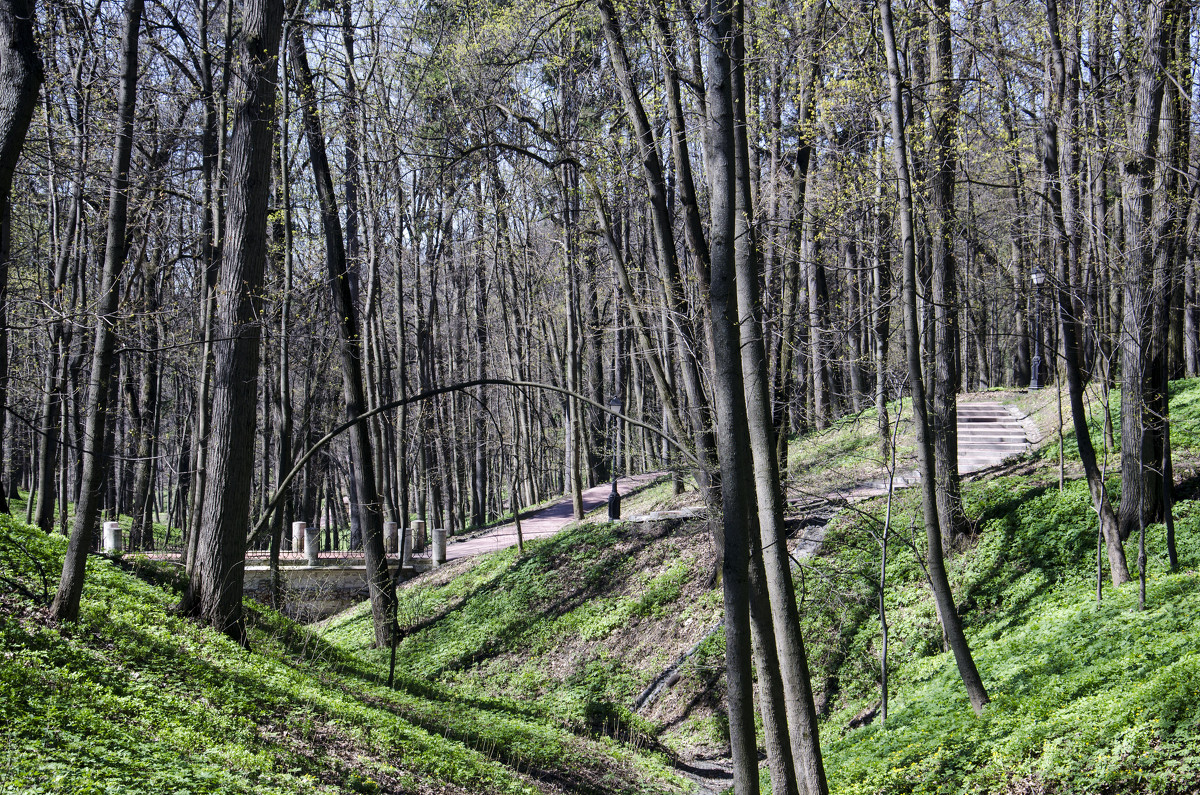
xmin=248 ymin=377 xmax=698 ymax=541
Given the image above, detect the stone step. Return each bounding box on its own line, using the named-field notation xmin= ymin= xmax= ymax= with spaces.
xmin=958 ymin=433 xmax=1026 ymax=442
xmin=953 ymin=401 xmax=1030 ymax=470
xmin=959 ymin=453 xmax=1023 ymax=463
xmin=960 ymin=430 xmax=1026 ymax=437
xmin=959 ymin=449 xmax=1028 ymax=457
xmin=957 ymin=427 xmax=1025 ymax=436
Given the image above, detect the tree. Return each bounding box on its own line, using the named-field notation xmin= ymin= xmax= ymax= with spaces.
xmin=289 ymin=21 xmax=396 ymax=646
xmin=927 ymin=0 xmax=967 ymax=550
xmin=0 ymin=0 xmax=42 ymax=515
xmin=731 ymin=1 xmax=826 ymax=787
xmin=704 ymin=0 xmax=760 ymax=786
xmin=180 ymin=0 xmax=284 ymax=642
xmin=1117 ymin=0 xmax=1175 ymax=548
xmin=52 ymin=0 xmax=143 ymax=623
xmin=1042 ymin=0 xmax=1130 ymax=586
xmin=878 ymin=0 xmax=989 ymax=715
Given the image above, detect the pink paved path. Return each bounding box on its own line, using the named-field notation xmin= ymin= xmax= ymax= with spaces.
xmin=440 ymin=472 xmax=665 ymax=562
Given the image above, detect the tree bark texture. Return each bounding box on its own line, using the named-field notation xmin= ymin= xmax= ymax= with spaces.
xmin=52 ymin=0 xmax=142 ymax=623
xmin=180 ymin=0 xmax=283 ymax=642
xmin=0 ymin=0 xmax=42 ymax=514
xmin=1118 ymin=0 xmax=1174 ymax=543
xmin=706 ymin=0 xmax=760 ymax=786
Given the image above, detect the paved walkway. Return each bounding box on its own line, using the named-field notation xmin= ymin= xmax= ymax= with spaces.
xmin=438 ymin=471 xmax=665 ymax=563
xmin=831 ymin=400 xmax=1032 ymax=501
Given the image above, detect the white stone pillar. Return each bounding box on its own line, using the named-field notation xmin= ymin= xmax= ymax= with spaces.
xmin=102 ymin=521 xmax=122 ymax=553
xmin=401 ymin=525 xmax=413 ymax=567
xmin=384 ymin=521 xmax=398 ymax=554
xmin=305 ymin=525 xmax=320 ymax=566
xmin=432 ymin=528 xmax=447 ymax=567
xmin=412 ymin=519 xmax=426 ymax=552
xmin=292 ymin=521 xmax=306 ymax=554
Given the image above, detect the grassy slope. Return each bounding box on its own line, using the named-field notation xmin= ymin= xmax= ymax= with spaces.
xmin=10 ymin=381 xmax=1197 ymax=794
xmin=0 ymin=522 xmax=687 ymax=795
xmin=319 ymin=511 xmax=730 ymax=762
xmin=319 ymin=382 xmax=1200 ymax=794
xmin=795 ymin=380 xmax=1200 ymax=794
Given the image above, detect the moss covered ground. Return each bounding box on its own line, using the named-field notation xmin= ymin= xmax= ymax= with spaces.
xmin=788 ymin=379 xmax=1200 ymax=794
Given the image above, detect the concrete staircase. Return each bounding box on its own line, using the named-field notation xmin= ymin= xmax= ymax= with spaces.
xmin=957 ymin=401 xmax=1031 ymax=473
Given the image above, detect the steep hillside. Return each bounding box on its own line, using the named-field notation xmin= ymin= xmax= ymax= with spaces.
xmin=320 ymin=516 xmax=732 ymax=768
xmin=7 ymin=383 xmax=1200 ymax=794
xmin=0 ymin=520 xmax=688 ymax=795
xmin=319 ymin=381 xmax=1200 ymax=794
xmin=790 ymin=379 xmax=1200 ymax=793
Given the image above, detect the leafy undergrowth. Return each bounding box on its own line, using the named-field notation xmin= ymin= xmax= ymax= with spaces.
xmin=0 ymin=519 xmax=688 ymax=795
xmin=792 ymin=379 xmax=1200 ymax=794
xmin=320 ymin=518 xmax=731 ymax=766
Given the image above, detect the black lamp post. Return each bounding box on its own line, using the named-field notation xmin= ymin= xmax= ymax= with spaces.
xmin=1030 ymin=264 xmax=1045 ymax=390
xmin=607 ymin=397 xmax=622 ymax=520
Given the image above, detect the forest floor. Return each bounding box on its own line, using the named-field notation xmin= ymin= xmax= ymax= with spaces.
xmin=4 ymin=383 xmax=1200 ymax=794
xmin=322 ymin=383 xmax=1200 ymax=793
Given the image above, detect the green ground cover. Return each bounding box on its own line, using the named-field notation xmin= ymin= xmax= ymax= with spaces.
xmin=0 ymin=519 xmax=687 ymax=794
xmin=787 ymin=378 xmax=1200 ymax=794
xmin=320 ymin=516 xmax=727 ymax=758
xmin=6 ymin=381 xmax=1200 ymax=794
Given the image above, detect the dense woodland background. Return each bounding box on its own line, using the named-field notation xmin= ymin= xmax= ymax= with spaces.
xmin=0 ymin=0 xmax=1198 ymax=790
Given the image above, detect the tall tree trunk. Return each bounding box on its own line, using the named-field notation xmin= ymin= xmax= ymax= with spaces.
xmin=178 ymin=0 xmax=283 ymax=641
xmin=128 ymin=267 xmax=160 ymax=550
xmin=0 ymin=0 xmax=42 ymax=514
xmin=928 ymin=0 xmax=965 ymax=549
xmin=879 ymin=0 xmax=989 ymax=715
xmin=290 ymin=25 xmax=395 ymax=646
xmin=1043 ymin=0 xmax=1130 ymax=585
xmin=51 ymin=0 xmax=142 ymax=622
xmin=706 ymin=0 xmax=760 ymax=787
xmin=185 ymin=0 xmax=227 ymax=571
xmin=732 ymin=8 xmax=827 ymax=789
xmin=596 ymin=0 xmax=718 ymax=499
xmin=268 ymin=87 xmax=294 ymax=599
xmin=1117 ymin=0 xmax=1174 ymax=543
xmin=872 ymin=119 xmax=893 ymax=457
xmin=34 ymin=169 xmax=78 ymax=532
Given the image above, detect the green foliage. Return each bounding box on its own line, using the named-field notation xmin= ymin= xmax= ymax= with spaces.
xmin=321 ymin=519 xmax=718 ymax=762
xmin=1034 ymin=378 xmax=1200 ymax=463
xmin=0 ymin=515 xmax=684 ymax=794
xmin=821 ymin=575 xmax=1200 ymax=795
xmin=792 ymin=382 xmax=1200 ymax=794
xmin=786 ymin=397 xmax=917 ymax=493
xmin=1167 ymin=379 xmax=1200 ymax=453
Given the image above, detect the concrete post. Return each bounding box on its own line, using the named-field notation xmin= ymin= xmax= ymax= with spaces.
xmin=432 ymin=528 xmax=447 ymax=567
xmin=384 ymin=521 xmax=398 ymax=554
xmin=305 ymin=525 xmax=320 ymax=566
xmin=412 ymin=519 xmax=426 ymax=552
xmin=102 ymin=521 xmax=122 ymax=553
xmin=292 ymin=521 xmax=306 ymax=553
xmin=401 ymin=525 xmax=413 ymax=568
